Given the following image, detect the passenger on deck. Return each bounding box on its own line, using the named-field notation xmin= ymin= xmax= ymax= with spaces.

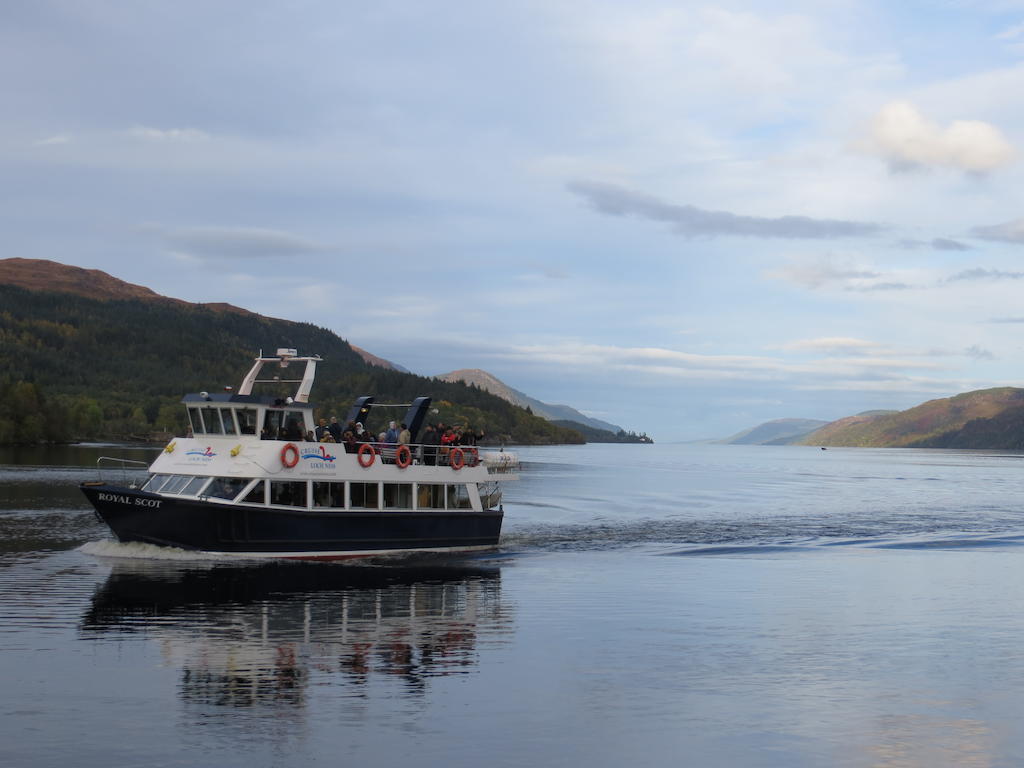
xmin=421 ymin=424 xmax=439 ymax=466
xmin=328 ymin=416 xmax=342 ymax=442
xmin=439 ymin=427 xmax=457 ymax=464
xmin=342 ymin=431 xmax=358 ymax=453
xmin=384 ymin=421 xmax=399 ymax=445
xmin=398 ymin=423 xmax=411 ymax=445
xmin=315 ymin=418 xmax=329 ymax=441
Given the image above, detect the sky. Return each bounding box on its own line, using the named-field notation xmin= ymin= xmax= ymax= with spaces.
xmin=7 ymin=1 xmax=1024 ymax=441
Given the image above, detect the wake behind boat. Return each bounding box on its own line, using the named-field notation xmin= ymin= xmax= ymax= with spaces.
xmin=80 ymin=349 xmax=518 ymax=559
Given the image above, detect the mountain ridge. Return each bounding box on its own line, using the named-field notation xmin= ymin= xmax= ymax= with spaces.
xmin=0 ymin=257 xmax=252 ymax=314
xmin=436 ymin=368 xmax=624 ymax=433
xmin=0 ymin=258 xmax=585 ymax=445
xmin=797 ymin=388 xmax=1024 ymax=448
xmin=725 ymin=390 xmax=1024 ymax=449
xmin=719 ymin=418 xmax=830 ymax=445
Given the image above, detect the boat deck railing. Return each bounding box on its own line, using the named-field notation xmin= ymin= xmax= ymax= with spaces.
xmin=95 ymin=456 xmax=150 ymax=488
xmin=343 ymin=443 xmax=518 ymax=473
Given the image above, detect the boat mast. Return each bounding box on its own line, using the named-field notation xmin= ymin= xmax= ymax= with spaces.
xmin=237 ymin=348 xmax=322 ymax=402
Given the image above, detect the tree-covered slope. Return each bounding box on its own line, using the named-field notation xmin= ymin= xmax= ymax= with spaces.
xmin=550 ymin=420 xmax=653 ymax=443
xmin=0 ymin=268 xmax=583 ymax=445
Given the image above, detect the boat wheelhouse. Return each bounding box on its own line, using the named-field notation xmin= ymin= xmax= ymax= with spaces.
xmin=81 ymin=349 xmax=517 ymax=559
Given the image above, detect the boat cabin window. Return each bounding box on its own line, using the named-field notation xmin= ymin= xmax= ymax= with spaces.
xmin=350 ymin=482 xmax=379 ymax=509
xmin=383 ymin=483 xmax=413 ymax=509
xmin=417 ymin=484 xmax=446 ymax=510
xmin=313 ymin=481 xmax=345 ymax=509
xmin=270 ymin=480 xmax=307 ymax=507
xmin=480 ymin=481 xmax=501 ymax=510
xmin=206 ymin=477 xmax=249 ymax=500
xmin=447 ymin=484 xmax=472 ymax=510
xmin=241 ymin=481 xmax=265 ymax=504
xmin=263 ymin=409 xmax=307 ymax=440
xmin=159 ymin=475 xmax=195 ymax=494
xmin=221 ymin=410 xmax=237 ymax=436
xmin=199 ymin=406 xmax=224 ymax=435
xmin=187 ymin=408 xmax=202 ymax=435
xmin=144 ymin=474 xmax=171 ymax=492
xmin=237 ymin=408 xmax=258 ymax=436
xmin=181 ymin=476 xmax=210 ymax=496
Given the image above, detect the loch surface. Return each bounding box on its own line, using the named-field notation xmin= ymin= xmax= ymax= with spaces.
xmin=3 ymin=443 xmax=1024 ymax=766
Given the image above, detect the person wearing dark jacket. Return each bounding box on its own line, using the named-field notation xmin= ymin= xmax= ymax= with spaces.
xmin=342 ymin=431 xmax=358 ymax=454
xmin=421 ymin=424 xmax=440 ymax=466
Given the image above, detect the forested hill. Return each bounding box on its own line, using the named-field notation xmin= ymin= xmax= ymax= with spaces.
xmin=0 ymin=260 xmax=584 ymax=445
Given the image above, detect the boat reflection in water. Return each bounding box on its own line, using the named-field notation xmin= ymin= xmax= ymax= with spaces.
xmin=80 ymin=559 xmax=512 ymax=711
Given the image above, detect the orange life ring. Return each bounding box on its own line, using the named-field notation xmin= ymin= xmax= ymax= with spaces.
xmin=357 ymin=442 xmax=376 ymax=468
xmin=395 ymin=444 xmax=412 ymax=469
xmin=280 ymin=443 xmax=299 ymax=468
xmin=450 ymin=447 xmax=465 ymax=470
xmin=464 ymin=447 xmax=479 ymax=467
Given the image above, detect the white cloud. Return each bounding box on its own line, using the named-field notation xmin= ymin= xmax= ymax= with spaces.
xmin=489 ymin=340 xmax=955 ymax=385
xmin=157 ymin=226 xmax=326 ymax=259
xmin=778 ymin=337 xmax=881 ymax=354
xmin=128 ymin=125 xmax=211 ymax=142
xmin=764 ymin=254 xmax=888 ymax=290
xmin=862 ymin=100 xmax=1015 ymax=173
xmin=995 ymin=22 xmax=1024 ymax=41
xmin=33 ymin=134 xmax=71 ymax=146
xmin=569 ymin=181 xmax=884 ymax=239
xmin=971 ymin=218 xmax=1024 ymax=244
xmin=946 ymin=266 xmax=1024 ymax=280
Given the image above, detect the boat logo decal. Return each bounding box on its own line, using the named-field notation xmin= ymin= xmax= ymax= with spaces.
xmin=301 ymin=445 xmax=337 ymax=466
xmin=185 ymin=446 xmax=216 ymax=460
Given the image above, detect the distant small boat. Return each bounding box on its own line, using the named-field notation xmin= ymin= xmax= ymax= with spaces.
xmin=81 ymin=349 xmax=518 ymax=559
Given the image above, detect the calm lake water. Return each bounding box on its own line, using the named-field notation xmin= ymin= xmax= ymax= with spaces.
xmin=4 ymin=442 xmax=1024 ymax=766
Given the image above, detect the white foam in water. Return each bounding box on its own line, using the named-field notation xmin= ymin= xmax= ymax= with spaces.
xmin=78 ymin=539 xmax=243 ymax=562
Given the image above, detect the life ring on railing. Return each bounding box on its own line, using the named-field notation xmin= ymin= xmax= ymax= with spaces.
xmin=464 ymin=447 xmax=479 ymax=467
xmin=357 ymin=443 xmax=376 ymax=468
xmin=395 ymin=444 xmax=412 ymax=469
xmin=450 ymin=447 xmax=465 ymax=470
xmin=280 ymin=443 xmax=299 ymax=468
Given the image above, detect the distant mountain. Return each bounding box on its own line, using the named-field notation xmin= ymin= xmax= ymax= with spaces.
xmin=0 ymin=257 xmax=250 ymax=313
xmin=720 ymin=418 xmax=830 ymax=445
xmin=798 ymin=389 xmax=1024 ymax=447
xmin=0 ymin=258 xmax=585 ymax=445
xmin=436 ymin=368 xmax=624 ymax=433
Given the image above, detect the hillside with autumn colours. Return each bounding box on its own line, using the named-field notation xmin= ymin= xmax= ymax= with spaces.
xmin=795 ymin=388 xmax=1024 ymax=448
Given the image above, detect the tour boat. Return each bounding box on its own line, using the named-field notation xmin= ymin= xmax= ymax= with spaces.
xmin=80 ymin=349 xmax=517 ymax=559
